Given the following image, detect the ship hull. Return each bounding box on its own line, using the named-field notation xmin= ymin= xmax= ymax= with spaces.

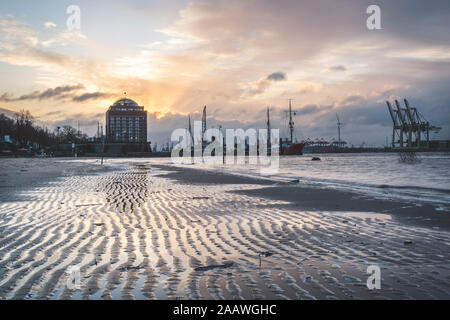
xmin=281 ymin=143 xmax=305 ymax=155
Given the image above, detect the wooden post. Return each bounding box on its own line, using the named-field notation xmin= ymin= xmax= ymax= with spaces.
xmin=101 ymin=125 xmax=105 ymax=165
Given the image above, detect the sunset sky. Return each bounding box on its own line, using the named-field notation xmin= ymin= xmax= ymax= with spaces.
xmin=0 ymin=0 xmax=449 ymax=147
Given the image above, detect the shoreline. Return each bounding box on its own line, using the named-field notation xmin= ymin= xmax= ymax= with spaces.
xmin=152 ymin=164 xmax=450 ymax=231
xmin=1 ymin=148 xmax=449 ymax=160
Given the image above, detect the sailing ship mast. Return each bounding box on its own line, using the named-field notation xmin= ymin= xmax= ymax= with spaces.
xmin=336 ymin=113 xmax=342 ymax=146
xmin=201 ymin=106 xmax=206 ymax=148
xmin=267 ymin=107 xmax=271 ymax=147
xmin=288 ymin=99 xmax=295 ymax=143
xmin=202 ymin=106 xmax=207 ymax=136
xmin=188 ymin=114 xmax=193 ymax=144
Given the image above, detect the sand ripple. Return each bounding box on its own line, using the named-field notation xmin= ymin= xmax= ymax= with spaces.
xmin=0 ymin=163 xmax=449 ymax=299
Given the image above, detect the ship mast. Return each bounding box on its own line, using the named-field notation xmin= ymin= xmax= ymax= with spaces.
xmin=201 ymin=106 xmax=206 ymax=148
xmin=188 ymin=114 xmax=193 ymax=143
xmin=288 ymin=99 xmax=294 ymax=143
xmin=267 ymin=107 xmax=271 ymax=147
xmin=202 ymin=106 xmax=207 ymax=136
xmin=336 ymin=113 xmax=342 ymax=145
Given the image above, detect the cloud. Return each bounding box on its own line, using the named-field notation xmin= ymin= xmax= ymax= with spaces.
xmin=297 ymin=104 xmax=319 ymax=115
xmin=47 ymin=112 xmax=106 ymax=129
xmin=0 ymin=85 xmax=113 ymax=104
xmin=0 ymin=106 xmax=17 ymax=118
xmin=72 ymin=92 xmax=113 ymax=102
xmin=38 ymin=84 xmax=84 ymax=100
xmin=327 ymin=65 xmax=347 ymax=72
xmin=296 ymin=104 xmax=333 ymax=116
xmin=250 ymin=71 xmax=286 ymax=95
xmin=298 ymin=83 xmax=323 ymax=95
xmin=0 ymin=84 xmax=84 ymax=102
xmin=44 ymin=21 xmax=56 ymax=29
xmin=0 ymin=16 xmax=93 ymax=79
xmin=1 ymin=1 xmax=450 ymax=146
xmin=41 ymin=30 xmax=88 ymax=47
xmin=339 ymin=94 xmax=366 ymax=107
xmin=267 ymin=72 xmax=286 ymax=81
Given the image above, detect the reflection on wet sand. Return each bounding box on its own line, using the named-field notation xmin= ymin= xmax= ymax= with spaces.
xmin=0 ymin=162 xmax=449 ymax=300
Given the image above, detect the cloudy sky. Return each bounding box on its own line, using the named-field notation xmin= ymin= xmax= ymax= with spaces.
xmin=0 ymin=0 xmax=449 ymax=147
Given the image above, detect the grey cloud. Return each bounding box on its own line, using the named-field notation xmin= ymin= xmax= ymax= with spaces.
xmin=249 ymin=71 xmax=287 ymax=95
xmin=296 ymin=104 xmax=333 ymax=116
xmin=42 ymin=110 xmax=64 ymax=117
xmin=297 ymin=104 xmax=319 ymax=115
xmin=0 ymin=85 xmax=112 ymax=104
xmin=328 ymin=65 xmax=347 ymax=72
xmin=267 ymin=72 xmax=286 ymax=81
xmin=147 ymin=109 xmax=293 ymax=147
xmin=0 ymin=84 xmax=84 ymax=102
xmin=47 ymin=112 xmax=106 ymax=130
xmin=0 ymin=107 xmax=16 ymax=118
xmin=73 ymin=92 xmax=113 ymax=102
xmin=147 ymin=98 xmax=442 ymax=148
xmin=340 ymin=95 xmax=366 ymax=107
xmin=39 ymin=84 xmax=84 ymax=100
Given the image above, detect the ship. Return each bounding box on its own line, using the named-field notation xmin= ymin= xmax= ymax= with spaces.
xmin=267 ymin=100 xmax=305 ymax=155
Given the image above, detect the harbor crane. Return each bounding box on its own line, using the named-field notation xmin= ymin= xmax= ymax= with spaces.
xmin=386 ymin=99 xmax=441 ymax=148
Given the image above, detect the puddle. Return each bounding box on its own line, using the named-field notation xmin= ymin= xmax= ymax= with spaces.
xmin=325 ymin=211 xmax=392 ymax=220
xmin=130 ymin=274 xmax=146 ymax=300
xmin=154 ymin=273 xmax=169 ymax=299
xmin=90 ymin=275 xmax=108 ymax=300
xmin=110 ymin=272 xmax=127 ymax=300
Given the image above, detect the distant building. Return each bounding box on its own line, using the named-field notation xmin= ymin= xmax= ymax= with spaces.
xmin=106 ymin=98 xmax=147 ymax=143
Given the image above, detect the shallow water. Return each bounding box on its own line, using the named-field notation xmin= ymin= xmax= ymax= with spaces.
xmin=142 ymin=153 xmax=450 ymax=206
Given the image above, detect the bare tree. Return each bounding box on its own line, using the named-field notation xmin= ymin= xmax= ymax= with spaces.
xmin=13 ymin=110 xmax=34 ymax=146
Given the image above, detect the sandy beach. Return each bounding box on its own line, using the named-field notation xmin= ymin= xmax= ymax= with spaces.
xmin=0 ymin=158 xmax=449 ymax=300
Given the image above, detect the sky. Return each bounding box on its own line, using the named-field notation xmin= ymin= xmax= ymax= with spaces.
xmin=0 ymin=0 xmax=449 ymax=147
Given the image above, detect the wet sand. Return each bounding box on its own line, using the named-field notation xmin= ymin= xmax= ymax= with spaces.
xmin=0 ymin=159 xmax=449 ymax=300
xmin=232 ymin=184 xmax=450 ymax=231
xmin=155 ymin=164 xmax=450 ymax=230
xmin=0 ymin=158 xmax=113 ymax=199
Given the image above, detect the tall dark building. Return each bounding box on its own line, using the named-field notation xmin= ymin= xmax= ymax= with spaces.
xmin=106 ymin=98 xmax=147 ymax=143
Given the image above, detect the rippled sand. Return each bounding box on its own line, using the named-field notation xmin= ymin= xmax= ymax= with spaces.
xmin=0 ymin=161 xmax=449 ymax=299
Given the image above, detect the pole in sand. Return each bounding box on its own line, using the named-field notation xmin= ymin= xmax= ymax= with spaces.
xmin=101 ymin=125 xmax=105 ymax=165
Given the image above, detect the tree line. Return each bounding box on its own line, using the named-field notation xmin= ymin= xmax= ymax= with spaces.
xmin=0 ymin=110 xmax=88 ymax=149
